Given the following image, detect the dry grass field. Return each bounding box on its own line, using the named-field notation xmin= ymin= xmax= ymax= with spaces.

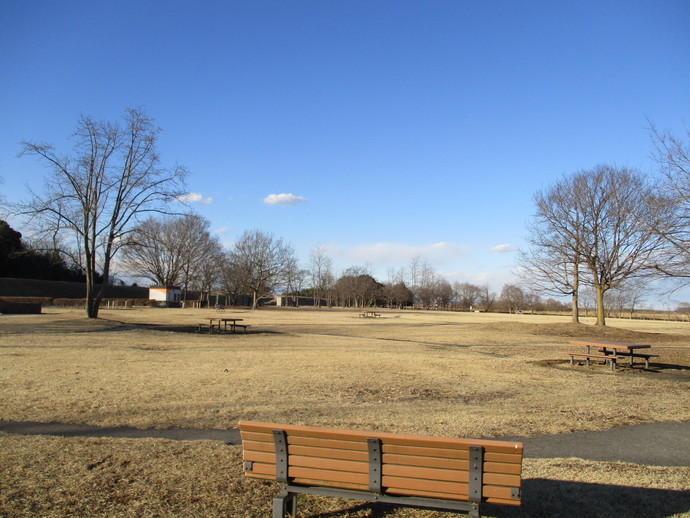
xmin=1 ymin=307 xmax=689 ymax=517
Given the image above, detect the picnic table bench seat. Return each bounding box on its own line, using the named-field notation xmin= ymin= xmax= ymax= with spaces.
xmin=197 ymin=322 xmax=220 ymax=334
xmin=240 ymin=420 xmax=523 ymax=518
xmin=616 ymin=352 xmax=659 ymax=368
xmin=561 ymin=351 xmax=622 ymax=370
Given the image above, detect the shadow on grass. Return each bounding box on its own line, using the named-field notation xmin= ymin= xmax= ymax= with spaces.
xmin=300 ymin=479 xmax=690 ymax=517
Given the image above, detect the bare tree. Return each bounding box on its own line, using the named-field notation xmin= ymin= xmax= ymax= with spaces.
xmin=606 ymin=279 xmax=648 ymax=319
xmin=519 ymin=176 xmax=587 ymax=323
xmin=228 ymin=229 xmax=295 ymax=309
xmin=19 ymin=108 xmax=187 ymax=317
xmin=523 ymin=165 xmax=662 ymax=325
xmin=120 ymin=216 xmax=184 ymax=287
xmin=120 ymin=213 xmax=221 ymax=301
xmin=453 ymin=282 xmax=482 ymax=310
xmin=283 ymin=256 xmax=308 ymax=306
xmin=194 ymin=243 xmax=225 ymax=307
xmin=478 ymin=284 xmax=496 ymax=312
xmin=500 ymin=284 xmax=525 ymax=314
xmin=646 ymin=123 xmax=690 ymax=282
xmin=436 ymin=279 xmax=454 ymax=309
xmin=309 ymin=246 xmax=334 ymax=307
xmin=174 ymin=214 xmax=223 ymax=300
xmin=415 ymin=259 xmax=438 ymax=309
xmin=220 ymin=254 xmax=248 ymax=306
xmin=574 ymin=166 xmax=662 ymax=325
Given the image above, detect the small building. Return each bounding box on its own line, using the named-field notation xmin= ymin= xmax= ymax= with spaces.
xmin=148 ymin=285 xmax=182 ymax=303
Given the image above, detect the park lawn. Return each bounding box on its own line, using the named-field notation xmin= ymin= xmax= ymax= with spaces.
xmin=1 ymin=307 xmax=689 ymax=516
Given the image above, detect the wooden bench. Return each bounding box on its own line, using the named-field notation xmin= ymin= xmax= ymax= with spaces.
xmin=239 ymin=420 xmax=523 ymax=518
xmin=232 ymin=324 xmax=249 ymax=333
xmin=197 ymin=322 xmax=220 ymax=334
xmin=562 ymin=351 xmax=621 ymax=370
xmin=619 ymin=352 xmax=659 ymax=369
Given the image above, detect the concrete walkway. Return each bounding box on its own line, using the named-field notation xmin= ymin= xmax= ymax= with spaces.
xmin=1 ymin=419 xmax=689 ymax=467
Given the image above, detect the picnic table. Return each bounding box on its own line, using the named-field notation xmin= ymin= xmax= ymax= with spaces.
xmin=567 ymin=339 xmax=658 ymax=369
xmin=359 ymin=311 xmax=381 ymax=318
xmin=209 ymin=317 xmax=246 ymax=333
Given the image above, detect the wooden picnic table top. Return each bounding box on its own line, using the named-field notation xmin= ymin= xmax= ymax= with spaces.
xmin=209 ymin=317 xmax=243 ymax=322
xmin=570 ymin=339 xmax=651 ymax=351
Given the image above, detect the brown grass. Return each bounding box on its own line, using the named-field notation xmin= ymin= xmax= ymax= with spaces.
xmin=1 ymin=307 xmax=689 ymax=517
xmin=1 ymin=434 xmax=688 ymax=518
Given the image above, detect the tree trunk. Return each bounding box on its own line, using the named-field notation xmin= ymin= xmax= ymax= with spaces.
xmin=595 ymin=285 xmax=606 ymax=326
xmin=571 ymin=262 xmax=580 ymax=323
xmin=85 ymin=275 xmax=98 ymax=318
xmin=571 ymin=291 xmax=579 ymax=323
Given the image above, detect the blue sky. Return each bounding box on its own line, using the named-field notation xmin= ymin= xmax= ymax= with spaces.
xmin=1 ymin=1 xmax=689 ymax=304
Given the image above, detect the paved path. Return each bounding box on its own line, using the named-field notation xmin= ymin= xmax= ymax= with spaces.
xmin=1 ymin=419 xmax=688 ymax=467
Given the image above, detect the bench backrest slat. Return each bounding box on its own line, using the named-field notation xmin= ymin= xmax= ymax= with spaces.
xmin=240 ymin=420 xmax=523 ymax=506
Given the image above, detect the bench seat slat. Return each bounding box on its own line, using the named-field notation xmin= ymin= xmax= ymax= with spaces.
xmin=245 ymin=462 xmax=278 ymax=477
xmin=243 ymin=430 xmax=372 ymax=452
xmin=383 ymin=475 xmax=468 ymax=496
xmin=290 ymin=477 xmax=369 ymax=492
xmin=242 ymin=439 xmax=275 ymax=453
xmin=239 ymin=421 xmax=523 ymax=453
xmin=384 ymin=476 xmax=518 ymax=501
xmin=289 ymin=435 xmax=369 ymax=451
xmin=289 ymin=466 xmax=369 ymax=486
xmin=289 ymin=455 xmax=368 ymax=474
xmin=245 ymin=462 xmax=371 ymax=487
xmin=243 ymin=450 xmax=275 ymax=464
xmin=288 ymin=444 xmax=370 ymax=461
xmin=383 ymin=453 xmax=522 ymax=475
xmin=383 ymin=443 xmax=522 ymax=464
xmin=240 ymin=431 xmax=273 ymax=443
xmin=383 ymin=464 xmax=521 ymax=487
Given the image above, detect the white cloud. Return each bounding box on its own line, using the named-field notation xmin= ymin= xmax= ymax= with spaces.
xmin=176 ymin=192 xmax=213 ymax=205
xmin=213 ymin=226 xmax=231 ymax=234
xmin=491 ymin=244 xmax=514 ymax=253
xmin=262 ymin=193 xmax=307 ymax=206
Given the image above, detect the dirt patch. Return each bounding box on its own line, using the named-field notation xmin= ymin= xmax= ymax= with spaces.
xmin=533 ymin=358 xmax=690 ymax=381
xmin=474 ymin=321 xmax=690 ymax=346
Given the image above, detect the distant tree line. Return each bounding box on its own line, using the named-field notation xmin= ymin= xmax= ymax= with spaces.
xmin=4 ymin=109 xmax=688 ymax=321
xmin=0 ymin=209 xmax=652 ymax=317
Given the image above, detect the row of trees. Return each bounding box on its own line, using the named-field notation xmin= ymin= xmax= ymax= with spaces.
xmin=112 ymin=216 xmax=634 ymax=316
xmin=519 ymin=124 xmax=690 ymax=325
xmin=4 ymin=108 xmax=689 ymax=321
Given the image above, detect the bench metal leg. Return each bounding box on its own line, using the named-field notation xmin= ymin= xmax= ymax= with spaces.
xmin=273 ymin=491 xmax=297 ymax=518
